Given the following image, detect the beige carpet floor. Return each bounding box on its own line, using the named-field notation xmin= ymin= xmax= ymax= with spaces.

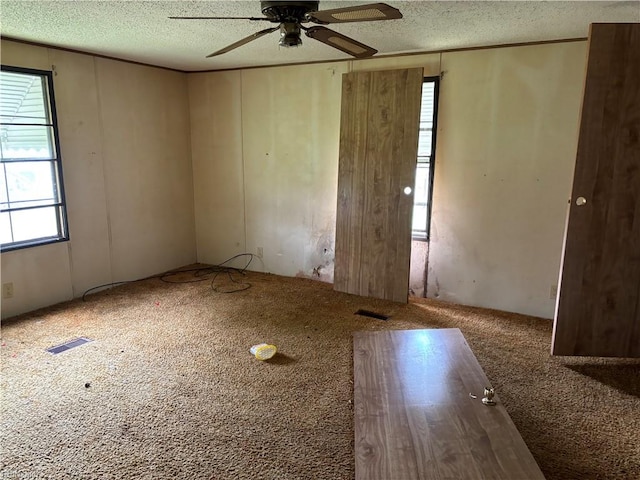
xmin=1 ymin=268 xmax=639 ymax=479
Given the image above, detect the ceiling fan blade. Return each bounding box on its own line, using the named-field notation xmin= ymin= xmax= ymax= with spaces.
xmin=305 ymin=26 xmax=377 ymax=58
xmin=169 ymin=16 xmax=272 ymax=21
xmin=306 ymin=3 xmax=402 ymax=24
xmin=206 ymin=27 xmax=279 ymax=58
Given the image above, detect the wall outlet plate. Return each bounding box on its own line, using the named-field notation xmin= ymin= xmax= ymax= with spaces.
xmin=2 ymin=282 xmax=14 ymax=299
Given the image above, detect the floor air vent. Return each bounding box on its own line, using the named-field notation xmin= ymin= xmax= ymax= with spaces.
xmin=355 ymin=309 xmax=389 ymax=321
xmin=46 ymin=337 xmax=93 ymax=354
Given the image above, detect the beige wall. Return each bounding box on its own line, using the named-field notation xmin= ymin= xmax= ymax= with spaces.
xmin=430 ymin=42 xmax=587 ymax=318
xmin=2 ymin=39 xmax=587 ymax=320
xmin=1 ymin=40 xmax=196 ymax=318
xmin=189 ymin=71 xmax=245 ymax=265
xmin=241 ymin=63 xmax=345 ymax=280
xmin=189 ymin=42 xmax=586 ymax=318
xmin=189 ymin=63 xmax=348 ymax=279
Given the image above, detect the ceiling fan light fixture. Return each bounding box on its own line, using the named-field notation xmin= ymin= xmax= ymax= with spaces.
xmin=279 ymin=34 xmax=303 ymax=47
xmin=279 ymin=22 xmax=302 ymax=47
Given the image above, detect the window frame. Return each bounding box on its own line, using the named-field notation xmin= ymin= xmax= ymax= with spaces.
xmin=412 ymin=75 xmax=440 ymax=241
xmin=1 ymin=64 xmax=69 ymax=252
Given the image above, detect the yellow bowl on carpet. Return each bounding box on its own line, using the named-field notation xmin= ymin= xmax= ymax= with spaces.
xmin=250 ymin=343 xmax=277 ymax=361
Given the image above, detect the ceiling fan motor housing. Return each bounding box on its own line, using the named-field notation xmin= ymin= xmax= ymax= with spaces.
xmin=261 ymin=1 xmax=320 ymax=22
xmin=261 ymin=1 xmax=319 ymax=47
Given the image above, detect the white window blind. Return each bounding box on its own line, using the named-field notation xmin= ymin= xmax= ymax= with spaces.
xmin=0 ymin=66 xmax=68 ymax=251
xmin=412 ymin=80 xmax=437 ymax=239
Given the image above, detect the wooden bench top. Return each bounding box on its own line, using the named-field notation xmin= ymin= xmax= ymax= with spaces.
xmin=353 ymin=328 xmax=545 ymax=480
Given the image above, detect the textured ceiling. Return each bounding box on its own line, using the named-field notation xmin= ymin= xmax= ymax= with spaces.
xmin=1 ymin=1 xmax=638 ymax=71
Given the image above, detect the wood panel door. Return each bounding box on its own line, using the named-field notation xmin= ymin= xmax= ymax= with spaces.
xmin=334 ymin=68 xmax=423 ymax=303
xmin=552 ymin=24 xmax=640 ymax=357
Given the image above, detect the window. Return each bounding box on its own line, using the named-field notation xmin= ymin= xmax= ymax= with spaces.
xmin=412 ymin=78 xmax=439 ymax=240
xmin=0 ymin=66 xmax=68 ymax=251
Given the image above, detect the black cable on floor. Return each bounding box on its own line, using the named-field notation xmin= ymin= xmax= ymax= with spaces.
xmin=82 ymin=281 xmax=133 ymax=301
xmin=81 ymin=253 xmax=255 ymax=300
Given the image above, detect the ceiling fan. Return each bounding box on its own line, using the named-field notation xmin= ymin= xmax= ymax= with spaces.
xmin=169 ymin=1 xmax=402 ymax=59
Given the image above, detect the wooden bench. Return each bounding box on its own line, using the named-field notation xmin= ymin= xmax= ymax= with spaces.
xmin=353 ymin=328 xmax=545 ymax=479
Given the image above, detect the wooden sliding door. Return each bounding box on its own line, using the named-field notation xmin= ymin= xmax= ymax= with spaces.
xmin=552 ymin=24 xmax=640 ymax=357
xmin=334 ymin=68 xmax=423 ymax=303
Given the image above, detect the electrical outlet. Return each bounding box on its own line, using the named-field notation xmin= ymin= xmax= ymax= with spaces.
xmin=550 ymin=284 xmax=558 ymax=300
xmin=257 ymin=247 xmax=263 ymax=258
xmin=2 ymin=282 xmax=14 ymax=299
